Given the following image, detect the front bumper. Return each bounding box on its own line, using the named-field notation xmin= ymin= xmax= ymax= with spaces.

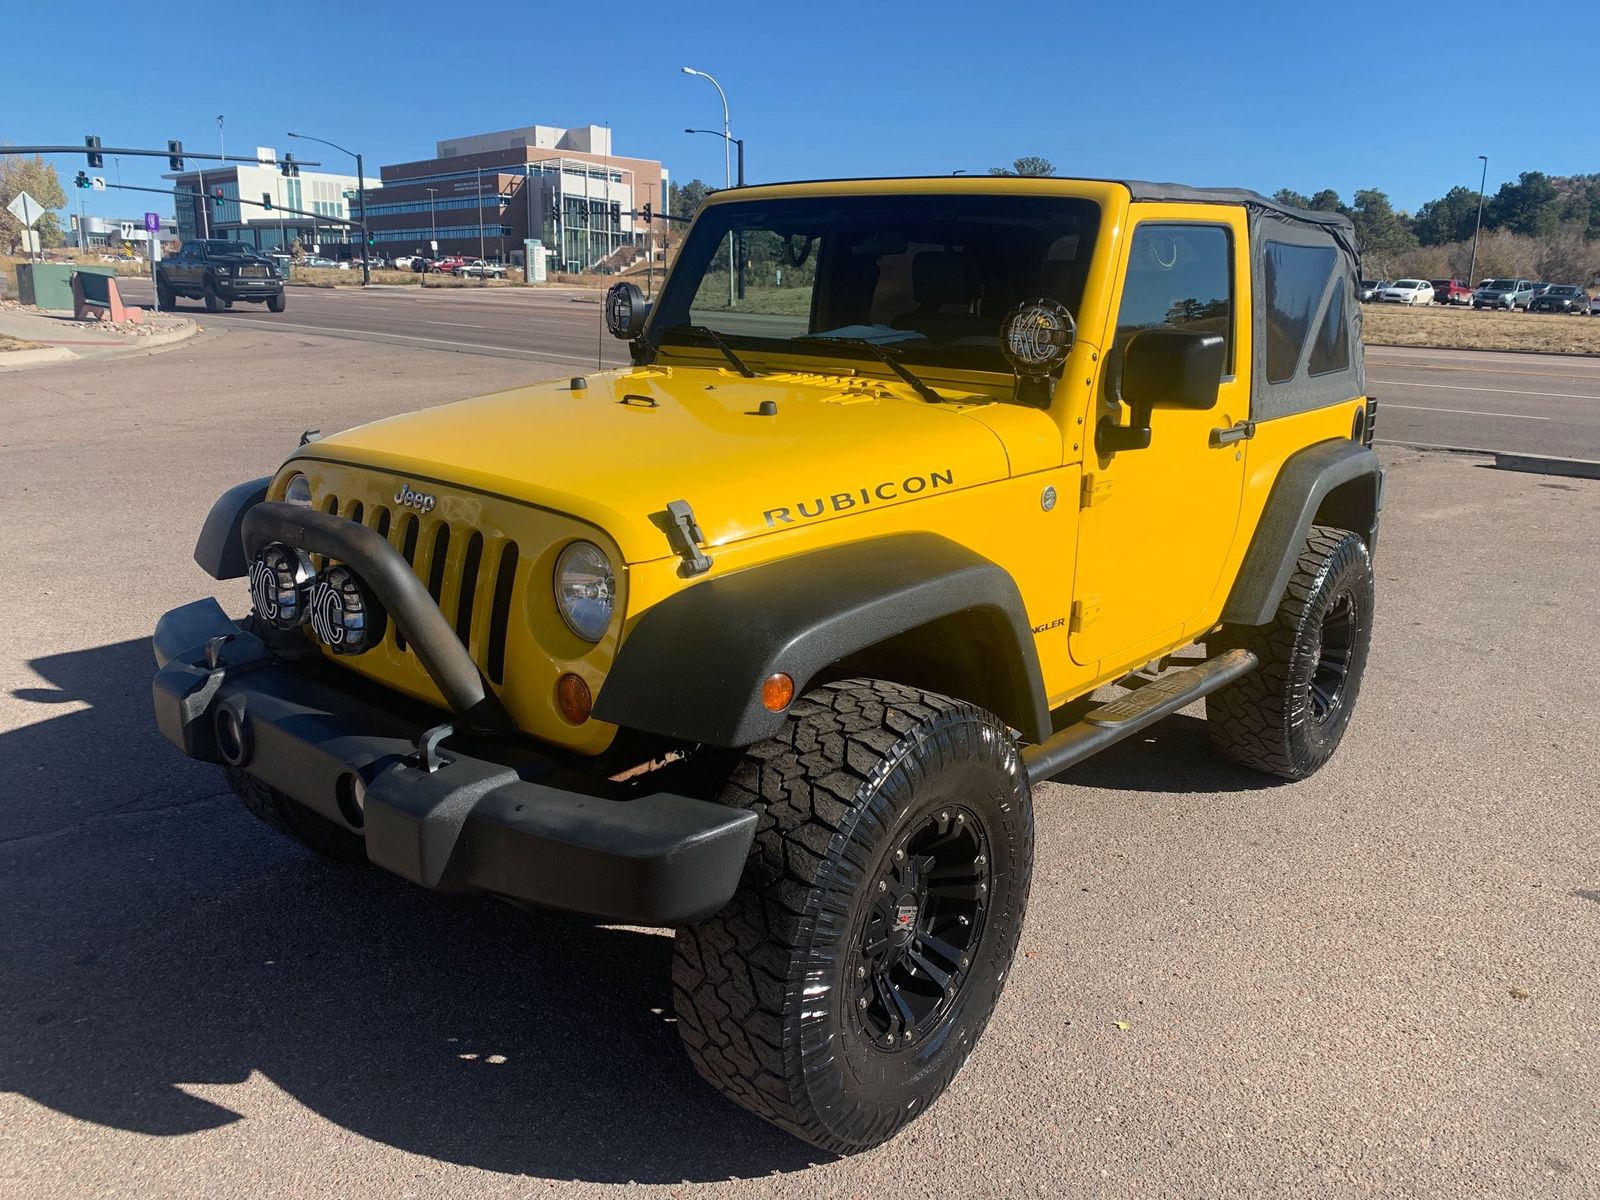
xmin=152 ymin=598 xmax=755 ymax=924
xmin=215 ymin=276 xmax=281 ymax=300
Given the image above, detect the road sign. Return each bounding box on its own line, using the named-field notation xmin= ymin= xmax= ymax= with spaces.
xmin=145 ymin=212 xmax=160 ymax=233
xmin=92 ymin=176 xmax=106 ymax=191
xmin=6 ymin=190 xmax=42 ymax=226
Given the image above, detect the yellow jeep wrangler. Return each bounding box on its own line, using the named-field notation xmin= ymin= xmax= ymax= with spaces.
xmin=153 ymin=176 xmax=1382 ymax=1153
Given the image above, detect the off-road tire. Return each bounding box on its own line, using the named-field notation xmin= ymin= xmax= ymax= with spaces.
xmin=223 ymin=765 xmax=368 ymax=863
xmin=267 ymin=292 xmax=286 ymax=313
xmin=1207 ymin=525 xmax=1375 ymax=780
xmin=155 ymin=279 xmax=174 ymax=311
xmin=672 ymin=679 xmax=1034 ymax=1154
xmin=203 ymin=285 xmax=224 ymax=313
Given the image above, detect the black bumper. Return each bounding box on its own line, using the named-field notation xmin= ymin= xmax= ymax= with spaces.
xmin=216 ymin=279 xmax=282 ymax=301
xmin=152 ymin=598 xmax=755 ymax=925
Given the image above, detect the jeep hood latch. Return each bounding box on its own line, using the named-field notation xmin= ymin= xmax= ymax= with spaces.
xmin=663 ymin=499 xmax=713 ymax=577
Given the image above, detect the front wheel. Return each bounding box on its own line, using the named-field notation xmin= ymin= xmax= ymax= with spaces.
xmin=673 ymin=680 xmax=1034 ymax=1154
xmin=267 ymin=292 xmax=286 ymax=313
xmin=155 ymin=278 xmax=173 ymax=311
xmin=1206 ymin=526 xmax=1375 ymax=780
xmin=203 ymin=285 xmax=225 ymax=313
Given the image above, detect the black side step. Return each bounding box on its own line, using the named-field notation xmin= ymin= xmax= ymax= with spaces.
xmin=1021 ymin=648 xmax=1259 ymax=784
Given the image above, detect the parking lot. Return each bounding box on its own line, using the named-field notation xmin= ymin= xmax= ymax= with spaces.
xmin=2 ymin=323 xmax=1597 ymax=1198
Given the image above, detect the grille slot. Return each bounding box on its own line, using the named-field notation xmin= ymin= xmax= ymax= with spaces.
xmin=396 ymin=514 xmax=420 ymax=651
xmin=455 ymin=532 xmax=484 ymax=647
xmin=425 ymin=524 xmax=451 ymax=607
xmin=348 ymin=500 xmax=364 ymax=526
xmin=375 ymin=506 xmax=391 ymax=540
xmin=486 ymin=541 xmax=519 ymax=685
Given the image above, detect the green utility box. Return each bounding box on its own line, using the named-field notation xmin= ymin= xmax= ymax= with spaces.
xmin=14 ymin=263 xmax=117 ymax=310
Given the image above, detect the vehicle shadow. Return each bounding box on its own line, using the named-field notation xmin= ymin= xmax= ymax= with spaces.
xmin=1 ymin=638 xmax=825 ymax=1183
xmin=1042 ymin=712 xmax=1291 ymax=794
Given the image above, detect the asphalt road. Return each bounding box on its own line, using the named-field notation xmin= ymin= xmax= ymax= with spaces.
xmin=2 ymin=325 xmax=1597 ymax=1199
xmin=109 ymin=280 xmax=1600 ymax=459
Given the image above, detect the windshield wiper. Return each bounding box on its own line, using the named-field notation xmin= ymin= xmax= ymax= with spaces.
xmin=658 ymin=324 xmax=758 ymax=378
xmin=790 ymin=336 xmax=946 ymax=404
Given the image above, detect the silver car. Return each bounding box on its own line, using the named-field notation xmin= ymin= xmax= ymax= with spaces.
xmin=1472 ymin=278 xmax=1535 ymax=311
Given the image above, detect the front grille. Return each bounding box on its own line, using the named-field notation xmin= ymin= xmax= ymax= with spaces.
xmin=1364 ymin=395 xmax=1378 ymax=446
xmin=329 ymin=494 xmax=519 ymax=680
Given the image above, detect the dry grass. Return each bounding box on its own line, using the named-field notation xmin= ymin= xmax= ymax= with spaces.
xmin=1362 ymin=303 xmax=1600 ymax=356
xmin=0 ymin=334 xmax=42 ymax=352
xmin=287 ymin=267 xmax=526 ymax=288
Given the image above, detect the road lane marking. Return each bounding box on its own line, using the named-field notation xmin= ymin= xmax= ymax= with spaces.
xmin=1368 ymin=379 xmax=1597 ymax=401
xmin=424 ymin=320 xmax=487 ymax=327
xmin=225 ymin=318 xmax=627 ymax=366
xmin=1381 ymin=404 xmax=1548 ymax=420
xmin=1364 ymin=359 xmax=1600 ymax=382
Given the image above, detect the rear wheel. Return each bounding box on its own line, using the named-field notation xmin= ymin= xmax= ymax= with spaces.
xmin=672 ymin=680 xmax=1033 ymax=1153
xmin=1206 ymin=526 xmax=1375 ymax=780
xmin=155 ymin=278 xmax=173 ymax=311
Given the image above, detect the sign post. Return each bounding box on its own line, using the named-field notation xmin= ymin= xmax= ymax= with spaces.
xmin=146 ymin=212 xmax=161 ymax=301
xmin=7 ymin=190 xmax=42 ymax=261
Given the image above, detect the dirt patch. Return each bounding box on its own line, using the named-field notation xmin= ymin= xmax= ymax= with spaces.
xmin=1362 ymin=303 xmax=1600 ymax=356
xmin=0 ymin=333 xmax=41 ymax=352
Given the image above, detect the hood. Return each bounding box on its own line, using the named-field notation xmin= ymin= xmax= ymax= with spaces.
xmin=293 ymin=365 xmax=1058 ymax=564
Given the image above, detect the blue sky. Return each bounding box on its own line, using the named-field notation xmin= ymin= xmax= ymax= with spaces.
xmin=5 ymin=0 xmax=1594 ymax=223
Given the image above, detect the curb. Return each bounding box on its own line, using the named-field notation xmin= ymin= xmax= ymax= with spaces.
xmin=1491 ymin=452 xmax=1600 ymax=480
xmin=0 ymin=345 xmax=76 ymax=370
xmin=1373 ymin=439 xmax=1496 ymax=456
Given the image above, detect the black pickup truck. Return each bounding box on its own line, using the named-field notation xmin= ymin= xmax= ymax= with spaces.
xmin=156 ymin=239 xmax=285 ymax=313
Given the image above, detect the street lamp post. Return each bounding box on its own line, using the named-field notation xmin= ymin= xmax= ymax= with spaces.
xmin=686 ymin=127 xmax=747 ymax=298
xmin=287 ymin=131 xmax=370 ymax=286
xmin=477 ymin=165 xmax=487 ymax=267
xmin=1467 ymin=154 xmax=1489 ymax=292
xmin=682 ymin=66 xmax=735 ymax=305
xmin=426 ymin=188 xmax=438 ymax=253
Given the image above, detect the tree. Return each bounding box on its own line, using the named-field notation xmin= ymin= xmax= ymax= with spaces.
xmin=988 ymin=156 xmax=1055 ymax=177
xmin=0 ymin=154 xmax=68 ymax=254
xmin=1412 ymin=185 xmax=1482 ymax=246
xmin=669 ymin=178 xmax=715 ymax=221
xmin=1273 ymin=188 xmax=1313 ymax=209
xmin=1349 ymin=189 xmax=1416 ymax=271
xmin=1308 ymin=189 xmax=1348 ymax=215
xmin=1486 ymin=172 xmax=1560 ymax=239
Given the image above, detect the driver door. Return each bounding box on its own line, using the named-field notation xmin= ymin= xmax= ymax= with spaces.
xmin=1069 ymin=209 xmax=1251 ymax=670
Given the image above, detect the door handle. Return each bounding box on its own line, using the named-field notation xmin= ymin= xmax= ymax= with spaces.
xmin=1209 ymin=420 xmax=1255 ymax=448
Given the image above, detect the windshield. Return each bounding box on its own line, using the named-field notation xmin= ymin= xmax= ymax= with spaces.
xmin=1550 ymin=286 xmax=1581 ymax=296
xmin=201 ymin=241 xmax=257 ymax=257
xmin=1486 ymin=279 xmax=1517 ymax=290
xmin=649 ymin=193 xmax=1101 ymax=377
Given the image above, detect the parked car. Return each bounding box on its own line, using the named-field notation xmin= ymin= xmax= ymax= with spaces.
xmin=1473 ymin=279 xmax=1535 ymax=310
xmin=431 ymin=256 xmax=468 ymax=275
xmin=299 ymin=255 xmax=346 ymax=270
xmin=1359 ymin=279 xmax=1388 ymax=302
xmin=455 ymin=259 xmax=507 ymax=278
xmin=1429 ymin=279 xmax=1473 ymax=306
xmin=155 ymin=239 xmax=285 ymax=313
xmin=1528 ymin=282 xmax=1553 ymax=300
xmin=1528 ymin=284 xmax=1590 ymax=314
xmin=1380 ymin=279 xmax=1435 ymax=306
xmin=1590 ymin=292 xmax=1600 ymax=317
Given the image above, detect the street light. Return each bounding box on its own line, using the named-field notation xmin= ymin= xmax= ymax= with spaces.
xmin=288 ymin=131 xmax=370 ymax=286
xmin=426 ymin=188 xmax=438 ymax=254
xmin=682 ymin=66 xmax=735 ymax=305
xmin=687 ymin=127 xmax=747 ymax=299
xmin=1467 ymin=154 xmax=1489 ymax=293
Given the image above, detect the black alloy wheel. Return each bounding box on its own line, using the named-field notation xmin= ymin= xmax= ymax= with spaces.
xmin=1308 ymin=591 xmax=1356 ymax=726
xmin=849 ymin=807 xmax=989 ymax=1052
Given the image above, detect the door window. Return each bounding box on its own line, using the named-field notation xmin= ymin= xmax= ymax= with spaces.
xmin=1112 ymin=224 xmax=1234 ymax=372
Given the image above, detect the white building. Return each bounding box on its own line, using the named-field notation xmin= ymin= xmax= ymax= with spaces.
xmin=167 ymin=147 xmax=375 ymax=253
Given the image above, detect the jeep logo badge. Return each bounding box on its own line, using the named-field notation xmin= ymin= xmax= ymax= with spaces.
xmin=393 ymin=482 xmax=436 ymax=513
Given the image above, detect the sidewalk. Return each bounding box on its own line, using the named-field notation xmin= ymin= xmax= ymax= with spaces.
xmin=0 ymin=302 xmax=199 ymax=370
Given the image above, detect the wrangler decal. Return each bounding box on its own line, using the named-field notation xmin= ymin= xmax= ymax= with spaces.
xmin=763 ymin=469 xmax=955 ymax=527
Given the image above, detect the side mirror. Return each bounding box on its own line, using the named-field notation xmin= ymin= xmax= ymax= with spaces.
xmin=605 ymin=281 xmax=650 ymax=340
xmin=1098 ymin=329 xmax=1226 ymax=454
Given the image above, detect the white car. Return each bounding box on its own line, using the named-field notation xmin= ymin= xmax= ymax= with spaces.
xmin=1380 ymin=279 xmax=1435 ymax=306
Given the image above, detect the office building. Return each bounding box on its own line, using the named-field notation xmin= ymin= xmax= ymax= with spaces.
xmin=167 ymin=148 xmax=372 ymax=252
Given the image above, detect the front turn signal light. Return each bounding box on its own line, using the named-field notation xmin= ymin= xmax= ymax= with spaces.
xmin=556 ymin=673 xmax=593 ymax=724
xmin=761 ymin=672 xmax=795 ymax=713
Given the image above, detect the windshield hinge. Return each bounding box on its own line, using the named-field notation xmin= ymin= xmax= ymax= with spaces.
xmin=663 ymin=499 xmax=713 ymax=577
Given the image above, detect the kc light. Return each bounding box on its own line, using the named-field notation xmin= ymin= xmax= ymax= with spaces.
xmin=283 ymin=472 xmax=312 ymax=507
xmin=554 ymin=541 xmax=615 ymax=642
xmin=308 ymin=565 xmax=386 ymax=655
xmin=248 ymin=543 xmax=314 ymax=629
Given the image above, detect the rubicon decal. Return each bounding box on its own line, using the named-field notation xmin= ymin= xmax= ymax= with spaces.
xmin=763 ymin=469 xmax=954 ymax=527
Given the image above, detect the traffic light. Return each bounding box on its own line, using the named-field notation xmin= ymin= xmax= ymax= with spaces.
xmin=262 ymin=192 xmax=273 ymax=211
xmin=85 ymin=135 xmax=103 ymax=169
xmin=641 ymin=201 xmax=652 ymax=224
xmin=367 ymin=232 xmax=375 ymax=247
xmin=74 ymin=171 xmax=90 ymax=189
xmin=167 ymin=139 xmax=184 ymax=170
xmin=280 ymin=153 xmax=299 ymax=178
xmin=213 ymin=187 xmax=225 ymax=210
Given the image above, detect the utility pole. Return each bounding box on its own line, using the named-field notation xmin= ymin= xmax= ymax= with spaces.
xmin=287 ymin=132 xmax=370 ymax=284
xmin=477 ymin=165 xmax=486 ymax=265
xmin=426 ymin=187 xmax=438 ymax=252
xmin=1467 ymin=154 xmax=1489 ymax=290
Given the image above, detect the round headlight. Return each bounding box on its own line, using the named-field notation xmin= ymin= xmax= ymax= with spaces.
xmin=248 ymin=542 xmax=314 ymax=629
xmin=554 ymin=541 xmax=615 ymax=642
xmin=283 ymin=472 xmax=312 ymax=507
xmin=308 ymin=565 xmax=386 ymax=655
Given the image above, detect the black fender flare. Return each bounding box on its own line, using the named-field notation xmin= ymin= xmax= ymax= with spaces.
xmin=1222 ymin=439 xmax=1384 ymax=628
xmin=193 ymin=476 xmax=271 ymax=580
xmin=593 ymin=533 xmax=1052 ymax=747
